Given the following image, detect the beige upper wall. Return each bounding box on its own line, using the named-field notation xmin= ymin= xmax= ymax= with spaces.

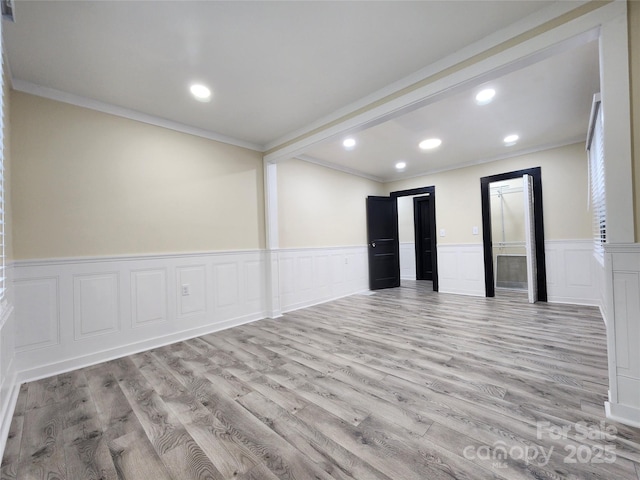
xmin=630 ymin=0 xmax=640 ymax=241
xmin=277 ymin=158 xmax=384 ymax=248
xmin=11 ymin=91 xmax=265 ymax=259
xmin=385 ymin=142 xmax=592 ymax=244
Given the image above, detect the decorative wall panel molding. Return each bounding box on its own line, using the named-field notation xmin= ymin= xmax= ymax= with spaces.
xmin=13 ymin=250 xmax=266 ymax=381
xmin=399 ymin=242 xmax=417 ymax=280
xmin=131 ymin=269 xmax=167 ymax=328
xmin=14 ymin=277 xmax=59 ymax=350
xmin=0 ymin=264 xmax=19 ymax=461
xmin=435 ymin=240 xmax=601 ymax=304
xmin=544 ymin=240 xmax=600 ymax=306
xmin=12 ymin=247 xmax=369 ymax=382
xmin=604 ymin=243 xmax=640 ymax=428
xmin=436 ymin=244 xmax=485 ymax=296
xmin=176 ymin=265 xmax=207 ymax=318
xmin=277 ymin=246 xmax=368 ymax=313
xmin=73 ymin=273 xmax=120 ymax=340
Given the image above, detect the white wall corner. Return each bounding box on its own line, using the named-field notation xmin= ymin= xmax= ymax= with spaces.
xmin=603 ymin=243 xmax=640 ymax=428
xmin=599 ymin=8 xmax=634 ymax=243
xmin=263 ymin=159 xmax=282 ymax=318
xmin=266 ymin=249 xmax=282 ymax=319
xmin=0 ymin=304 xmax=19 ymax=462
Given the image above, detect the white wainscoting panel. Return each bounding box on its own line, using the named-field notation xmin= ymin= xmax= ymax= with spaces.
xmin=13 ymin=250 xmax=266 ymax=381
xmin=14 ymin=277 xmax=59 ymax=351
xmin=0 ymin=263 xmax=19 ymax=461
xmin=12 ymin=247 xmax=367 ymax=383
xmin=131 ymin=269 xmax=167 ymax=328
xmin=435 ymin=241 xmax=602 ymax=303
xmin=436 ymin=244 xmax=485 ymax=296
xmin=176 ymin=265 xmax=207 ymax=318
xmin=214 ymin=263 xmax=239 ymax=309
xmin=278 ymin=246 xmax=368 ymax=313
xmin=604 ymin=243 xmax=640 ymax=428
xmin=400 ymin=242 xmax=416 ymax=280
xmin=544 ymin=240 xmax=599 ymax=306
xmin=73 ymin=273 xmax=120 ymax=340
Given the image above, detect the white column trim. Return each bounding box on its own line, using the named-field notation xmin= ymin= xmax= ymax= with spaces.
xmin=263 ymin=160 xmax=282 ymax=318
xmin=599 ymin=11 xmax=634 ymax=243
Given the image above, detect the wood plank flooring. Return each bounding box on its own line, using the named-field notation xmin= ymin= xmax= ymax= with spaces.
xmin=3 ymin=281 xmax=640 ymax=479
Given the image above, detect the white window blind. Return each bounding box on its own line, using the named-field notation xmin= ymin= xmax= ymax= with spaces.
xmin=586 ymin=93 xmax=605 ymax=263
xmin=0 ymin=44 xmax=4 ymax=307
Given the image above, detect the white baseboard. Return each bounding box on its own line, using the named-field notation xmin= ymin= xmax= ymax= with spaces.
xmin=605 ymin=401 xmax=640 ymax=429
xmin=18 ymin=312 xmax=263 ymax=383
xmin=547 ymin=296 xmax=600 ymax=307
xmin=0 ymin=368 xmax=19 ymax=462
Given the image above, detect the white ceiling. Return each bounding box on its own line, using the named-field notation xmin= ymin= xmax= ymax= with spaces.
xmin=4 ymin=1 xmax=598 ymax=181
xmin=302 ymin=39 xmax=600 ymax=181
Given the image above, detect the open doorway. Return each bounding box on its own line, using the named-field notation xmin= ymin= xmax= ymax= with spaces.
xmin=393 ymin=186 xmax=438 ymax=292
xmin=488 ymin=178 xmax=527 ymax=295
xmin=365 ymin=186 xmax=438 ymax=292
xmin=480 ymin=167 xmax=547 ymax=301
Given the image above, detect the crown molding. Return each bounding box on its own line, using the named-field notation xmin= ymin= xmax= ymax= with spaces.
xmin=295 ymin=154 xmax=384 ymax=183
xmin=11 ymin=79 xmax=263 ymax=152
xmin=384 ymin=137 xmax=586 ymax=184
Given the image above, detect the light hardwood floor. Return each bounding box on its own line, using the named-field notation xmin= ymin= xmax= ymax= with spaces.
xmin=2 ymin=281 xmax=640 ymax=480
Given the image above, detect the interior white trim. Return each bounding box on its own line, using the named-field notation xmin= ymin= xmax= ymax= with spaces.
xmin=296 ymin=154 xmax=384 ymax=183
xmin=13 ymin=250 xmax=267 ymax=381
xmin=12 ymin=249 xmax=263 ymax=267
xmin=0 ymin=371 xmax=19 ymax=461
xmin=545 ymin=240 xmax=601 ymax=306
xmin=606 ymin=401 xmax=640 ymax=429
xmin=18 ymin=312 xmax=263 ymax=383
xmin=12 ymin=246 xmax=371 ymax=381
xmin=277 ymin=246 xmax=369 ymax=313
xmin=437 ymin=244 xmax=485 ymax=297
xmin=11 ymin=79 xmax=263 ymax=152
xmin=383 ymin=137 xmax=586 ymax=183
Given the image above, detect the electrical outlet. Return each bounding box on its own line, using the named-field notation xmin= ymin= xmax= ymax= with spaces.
xmin=439 ymin=228 xmax=446 ymax=237
xmin=181 ymin=284 xmax=190 ymax=296
xmin=472 ymin=226 xmax=479 ymax=235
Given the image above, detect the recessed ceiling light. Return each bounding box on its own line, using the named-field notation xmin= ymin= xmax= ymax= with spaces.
xmin=395 ymin=161 xmax=407 ymax=170
xmin=475 ymin=88 xmax=496 ymax=105
xmin=503 ymin=134 xmax=519 ymax=145
xmin=190 ymin=84 xmax=212 ymax=102
xmin=419 ymin=138 xmax=442 ymax=150
xmin=343 ymin=138 xmax=356 ymax=149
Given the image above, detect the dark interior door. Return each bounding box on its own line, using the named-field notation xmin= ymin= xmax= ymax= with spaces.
xmin=414 ymin=196 xmax=433 ymax=280
xmin=366 ymin=196 xmax=400 ymax=290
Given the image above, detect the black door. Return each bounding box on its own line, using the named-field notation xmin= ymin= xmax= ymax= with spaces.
xmin=366 ymin=196 xmax=400 ymax=290
xmin=414 ymin=196 xmax=433 ymax=280
xmin=413 ymin=195 xmax=438 ymax=290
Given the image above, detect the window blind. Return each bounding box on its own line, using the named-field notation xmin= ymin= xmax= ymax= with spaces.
xmin=586 ymin=93 xmax=605 ymax=263
xmin=0 ymin=28 xmax=5 ymax=309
